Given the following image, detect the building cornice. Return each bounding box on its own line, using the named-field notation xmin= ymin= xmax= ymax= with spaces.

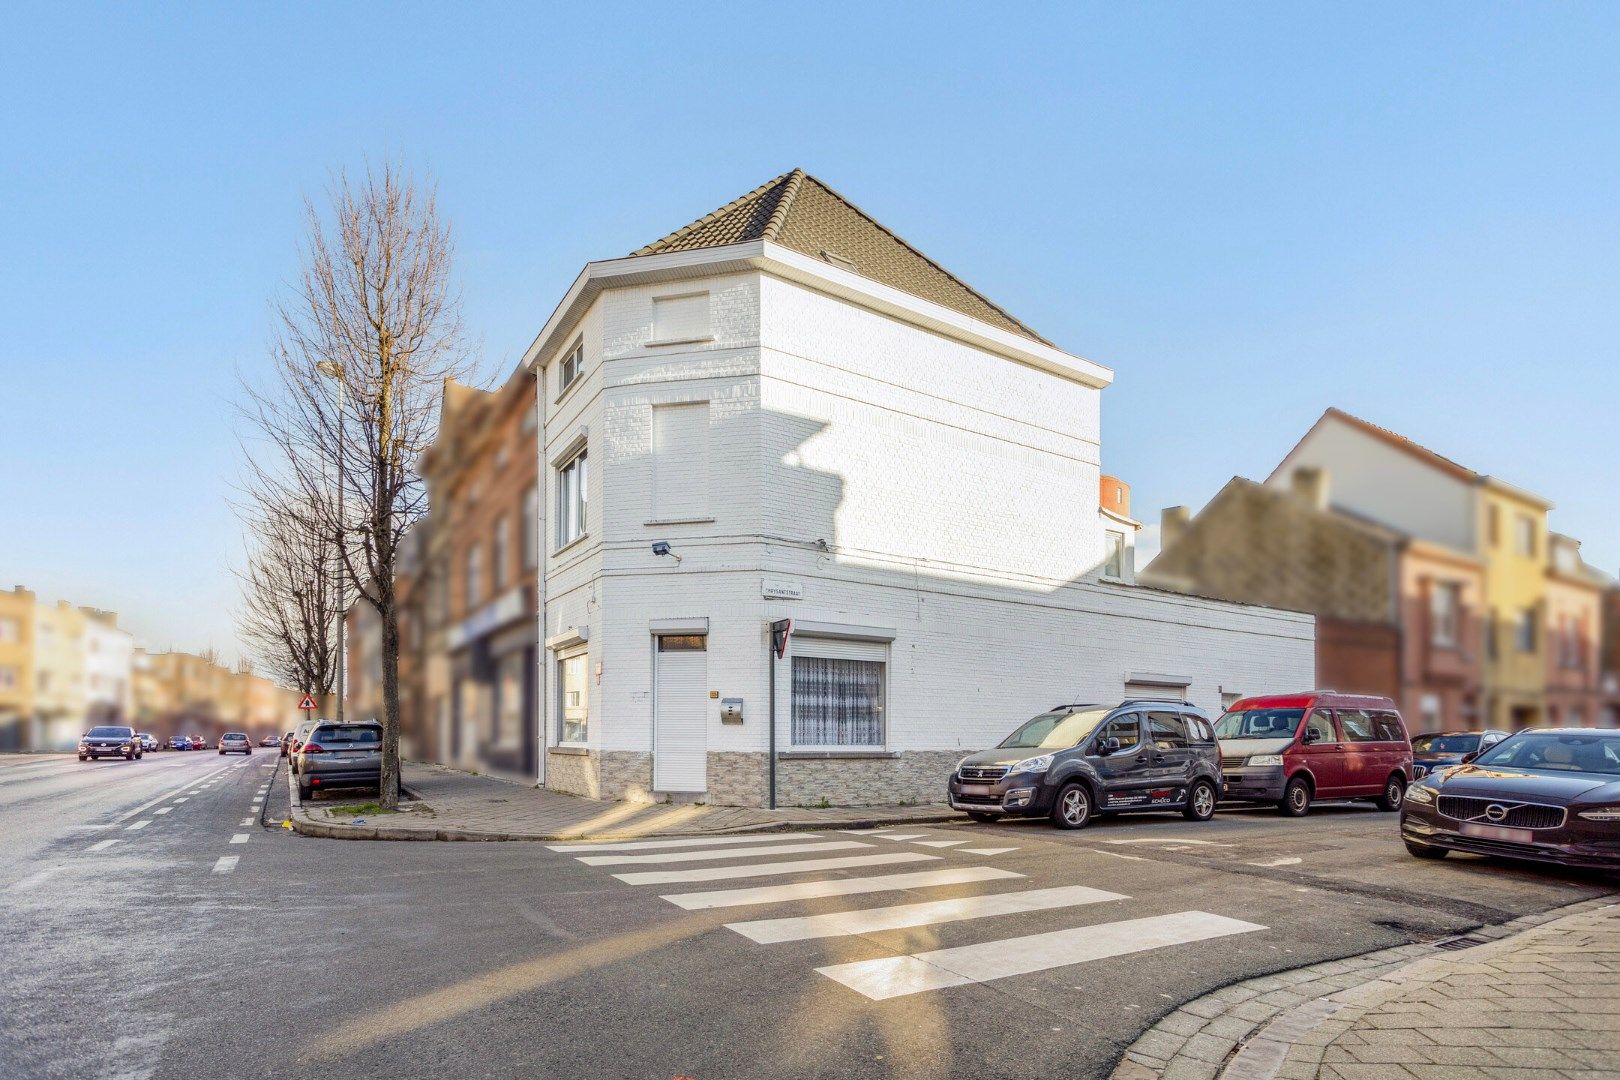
xmin=519 ymin=241 xmax=1113 ymax=390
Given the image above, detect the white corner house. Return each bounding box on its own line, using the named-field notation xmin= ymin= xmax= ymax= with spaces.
xmin=521 ymin=169 xmax=1314 ymax=807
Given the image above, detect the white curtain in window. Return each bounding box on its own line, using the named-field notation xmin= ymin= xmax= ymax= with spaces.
xmin=792 ymin=656 xmax=883 ymax=746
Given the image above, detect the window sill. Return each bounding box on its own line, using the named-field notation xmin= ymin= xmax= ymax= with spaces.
xmin=550 ymin=744 xmax=591 ymax=756
xmin=552 ymin=533 xmax=590 ymax=558
xmin=553 ymin=377 xmax=584 ymax=407
xmin=644 ymin=517 xmax=715 ymax=527
xmin=646 ymin=336 xmax=714 ymax=348
xmin=780 ymin=749 xmax=897 ymax=761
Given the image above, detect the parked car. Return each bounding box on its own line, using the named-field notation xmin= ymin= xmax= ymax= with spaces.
xmin=259 ymin=734 xmax=281 ymax=747
xmin=218 ymin=732 xmax=252 ymax=756
xmin=137 ymin=733 xmax=159 ymax=753
xmin=280 ymin=731 xmax=295 ymax=757
xmin=296 ymin=720 xmax=383 ymax=801
xmin=189 ymin=735 xmax=205 ymax=751
xmin=948 ymin=699 xmax=1223 ymax=829
xmin=1217 ymin=692 xmax=1412 ymax=817
xmin=79 ymin=725 xmax=141 ymax=761
xmin=1402 ymin=728 xmax=1620 ymax=869
xmin=288 ymin=719 xmax=322 ymax=773
xmin=1411 ymin=730 xmax=1510 ymax=780
xmin=167 ymin=735 xmax=191 ymax=751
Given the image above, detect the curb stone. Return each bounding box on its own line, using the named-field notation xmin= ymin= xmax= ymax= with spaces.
xmin=1109 ymin=893 xmax=1620 ymax=1080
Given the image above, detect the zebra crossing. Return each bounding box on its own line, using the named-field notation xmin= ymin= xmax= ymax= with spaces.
xmin=550 ymin=828 xmax=1268 ymax=1001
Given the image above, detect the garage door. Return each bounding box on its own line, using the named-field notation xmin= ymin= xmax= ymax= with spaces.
xmin=653 ymin=634 xmax=708 ymax=792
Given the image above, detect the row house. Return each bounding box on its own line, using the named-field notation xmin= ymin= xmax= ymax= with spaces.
xmin=1146 ymin=407 xmax=1616 ymax=733
xmin=508 ymin=169 xmax=1315 ymax=806
xmin=132 ymin=648 xmax=299 ymax=741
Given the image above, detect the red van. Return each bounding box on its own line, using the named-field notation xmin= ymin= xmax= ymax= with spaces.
xmin=1215 ymin=692 xmax=1413 ymax=816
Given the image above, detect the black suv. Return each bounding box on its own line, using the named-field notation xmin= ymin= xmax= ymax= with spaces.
xmin=79 ymin=725 xmax=142 ymax=761
xmin=947 ymin=700 xmax=1223 ymax=829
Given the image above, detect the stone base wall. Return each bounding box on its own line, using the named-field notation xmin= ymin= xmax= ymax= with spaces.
xmin=599 ymin=751 xmax=655 ymax=803
xmin=543 ymin=750 xmax=598 ymax=798
xmin=699 ymin=750 xmax=957 ymax=808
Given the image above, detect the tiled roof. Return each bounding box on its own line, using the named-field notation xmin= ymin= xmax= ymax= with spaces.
xmin=633 ymin=169 xmax=1050 ymax=344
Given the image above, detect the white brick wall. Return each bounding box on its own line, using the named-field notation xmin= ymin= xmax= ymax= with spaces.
xmin=533 ymin=262 xmax=1315 ymax=801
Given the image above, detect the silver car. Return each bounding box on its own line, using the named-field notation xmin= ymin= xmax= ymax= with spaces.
xmin=295 ymin=721 xmax=382 ymax=801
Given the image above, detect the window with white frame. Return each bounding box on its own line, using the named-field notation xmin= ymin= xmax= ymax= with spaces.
xmin=1103 ymin=530 xmax=1126 ymax=579
xmin=651 ymin=292 xmax=710 ymax=343
xmin=465 ymin=543 xmax=482 ymax=611
xmin=522 ymin=485 xmax=538 ymax=570
xmin=492 ymin=516 xmax=509 ymax=592
xmin=791 ymin=639 xmax=886 ymax=748
xmin=1430 ymin=581 xmax=1460 ymax=647
xmin=557 ymin=651 xmax=588 ymax=744
xmin=557 ymin=448 xmax=587 ymax=548
xmin=558 ymin=341 xmax=584 ymax=395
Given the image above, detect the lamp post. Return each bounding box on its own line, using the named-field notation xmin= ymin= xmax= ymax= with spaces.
xmin=317 ymin=360 xmax=346 ymax=722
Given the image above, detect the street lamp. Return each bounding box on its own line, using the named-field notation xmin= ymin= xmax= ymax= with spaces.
xmin=317 ymin=360 xmax=346 ymax=722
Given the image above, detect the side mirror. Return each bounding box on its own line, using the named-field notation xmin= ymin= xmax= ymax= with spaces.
xmin=1302 ymin=728 xmax=1322 ymax=745
xmin=1461 ymin=751 xmax=1479 ymax=764
xmin=1096 ymin=737 xmax=1121 ymax=756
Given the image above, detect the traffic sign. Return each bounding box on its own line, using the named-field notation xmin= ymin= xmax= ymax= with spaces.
xmin=298 ymin=693 xmax=318 ymax=711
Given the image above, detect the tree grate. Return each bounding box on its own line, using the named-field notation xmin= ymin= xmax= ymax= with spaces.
xmin=1431 ymin=934 xmax=1489 ymax=951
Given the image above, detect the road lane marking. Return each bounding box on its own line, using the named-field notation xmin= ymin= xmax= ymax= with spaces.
xmin=240 ymin=817 xmax=254 ymax=827
xmin=662 ymin=866 xmax=1025 ymax=911
xmin=86 ymin=839 xmax=122 ymax=852
xmin=873 ymin=834 xmax=925 ymax=842
xmin=212 ymin=856 xmax=239 ymax=874
xmin=728 ymin=884 xmax=1129 ymax=944
xmin=817 ymin=911 xmax=1269 ymax=1000
xmin=125 ymin=820 xmax=151 ymax=831
xmin=173 ymin=798 xmax=188 ymax=803
xmin=548 ymin=834 xmax=825 ymax=853
xmin=959 ymin=847 xmax=1019 ymax=856
xmin=1249 ymin=857 xmax=1303 ymax=867
xmin=6 ymin=868 xmax=61 ymax=892
xmin=614 ymin=852 xmax=939 ymax=886
xmin=576 ymin=840 xmax=869 ymax=867
xmin=230 ymin=833 xmax=250 ymax=844
xmin=1099 ymin=838 xmax=1231 ymax=847
xmin=1093 ymin=850 xmax=1147 ymax=861
xmin=154 ymin=806 xmax=173 ymax=815
xmin=110 ymin=762 xmax=234 ymax=823
xmin=913 ymin=839 xmax=968 ymax=848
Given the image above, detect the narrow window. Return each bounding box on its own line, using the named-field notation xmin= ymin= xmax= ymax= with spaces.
xmin=558 ymin=341 xmax=584 ymax=395
xmin=1430 ymin=581 xmax=1459 ymax=647
xmin=465 ymin=544 xmax=482 ymax=610
xmin=557 ymin=652 xmax=589 ymax=743
xmin=492 ymin=517 xmax=509 ymax=593
xmin=1103 ymin=530 xmax=1126 ymax=579
xmin=557 ymin=448 xmax=588 ymax=548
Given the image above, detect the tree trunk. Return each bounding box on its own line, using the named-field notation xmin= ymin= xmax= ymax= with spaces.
xmin=379 ymin=583 xmax=402 ymax=808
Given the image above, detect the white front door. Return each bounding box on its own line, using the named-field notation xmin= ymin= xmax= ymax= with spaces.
xmin=653 ymin=634 xmax=708 ymax=792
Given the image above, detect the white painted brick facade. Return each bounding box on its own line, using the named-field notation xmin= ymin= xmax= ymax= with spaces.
xmin=532 ymin=253 xmax=1315 ymax=805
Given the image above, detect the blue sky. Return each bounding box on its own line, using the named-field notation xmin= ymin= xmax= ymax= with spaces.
xmin=2 ymin=3 xmax=1616 ymax=663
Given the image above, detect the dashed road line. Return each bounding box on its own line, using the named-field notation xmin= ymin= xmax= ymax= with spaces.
xmin=212 ymin=856 xmax=239 ymax=874
xmin=230 ymin=833 xmax=250 ymax=844
xmin=86 ymin=839 xmax=122 ymax=852
xmin=125 ymin=820 xmax=150 ymax=831
xmin=240 ymin=817 xmax=255 ymax=827
xmin=154 ymin=807 xmax=173 ymax=815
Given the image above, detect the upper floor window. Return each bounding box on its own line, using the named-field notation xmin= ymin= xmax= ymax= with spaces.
xmin=1103 ymin=530 xmax=1127 ymax=579
xmin=0 ymin=617 xmax=18 ymax=644
xmin=465 ymin=544 xmax=483 ymax=611
xmin=651 ymin=292 xmax=710 ymax=344
xmin=1429 ymin=581 xmax=1460 ymax=647
xmin=1559 ymin=614 xmax=1585 ymax=670
xmin=1487 ymin=505 xmax=1500 ymax=547
xmin=1515 ymin=514 xmax=1536 ymax=558
xmin=558 ymin=341 xmax=584 ymax=396
xmin=1515 ymin=607 xmax=1537 ymax=653
xmin=557 ymin=448 xmax=588 ymax=548
xmin=492 ymin=517 xmax=509 ymax=593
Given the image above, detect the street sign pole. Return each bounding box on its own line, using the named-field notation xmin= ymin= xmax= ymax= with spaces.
xmin=767 ymin=619 xmax=792 ymax=810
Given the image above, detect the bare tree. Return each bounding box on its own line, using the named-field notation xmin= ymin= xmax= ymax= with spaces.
xmin=234 ymin=492 xmax=341 ymax=703
xmin=242 ymin=162 xmax=470 ymax=807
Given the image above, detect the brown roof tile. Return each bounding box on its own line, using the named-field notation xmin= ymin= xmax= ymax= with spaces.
xmin=633 ymin=169 xmax=1050 ymax=344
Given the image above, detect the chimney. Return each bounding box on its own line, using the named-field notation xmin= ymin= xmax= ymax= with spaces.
xmin=1161 ymin=506 xmax=1191 ymax=552
xmin=1099 ymin=475 xmax=1131 ymax=518
xmin=1291 ymin=466 xmax=1330 ymax=512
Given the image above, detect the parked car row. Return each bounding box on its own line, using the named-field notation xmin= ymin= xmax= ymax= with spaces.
xmin=288 ymin=719 xmax=383 ymax=801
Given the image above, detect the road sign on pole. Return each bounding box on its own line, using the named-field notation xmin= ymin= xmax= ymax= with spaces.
xmin=771 ymin=618 xmax=792 ymax=659
xmin=298 ymin=693 xmax=318 ymax=711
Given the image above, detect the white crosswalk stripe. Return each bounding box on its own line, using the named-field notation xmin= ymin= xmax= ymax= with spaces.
xmin=726 ymin=885 xmax=1127 ymax=944
xmin=613 ymin=852 xmax=939 ymax=886
xmin=913 ymin=839 xmax=968 ymax=848
xmin=577 ymin=840 xmax=869 ymax=867
xmin=817 ymin=911 xmax=1268 ymax=1000
xmin=549 ymin=834 xmax=824 ymax=853
xmin=661 ymin=866 xmax=1025 ymax=911
xmin=959 ymin=847 xmax=1018 ymax=856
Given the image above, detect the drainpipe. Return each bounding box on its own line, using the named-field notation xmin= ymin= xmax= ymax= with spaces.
xmin=534 ymin=365 xmax=548 ymax=788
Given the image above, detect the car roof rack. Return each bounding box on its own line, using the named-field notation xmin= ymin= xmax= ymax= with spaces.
xmin=1049 ymin=702 xmax=1109 ymax=712
xmin=1118 ymin=698 xmax=1198 ymax=708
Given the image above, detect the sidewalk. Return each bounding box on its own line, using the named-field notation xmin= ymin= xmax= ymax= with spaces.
xmin=1113 ymin=895 xmax=1620 ymax=1080
xmin=289 ymin=760 xmax=959 ymax=841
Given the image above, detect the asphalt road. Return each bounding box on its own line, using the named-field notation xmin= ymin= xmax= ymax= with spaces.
xmin=3 ymin=752 xmax=1615 ymax=1080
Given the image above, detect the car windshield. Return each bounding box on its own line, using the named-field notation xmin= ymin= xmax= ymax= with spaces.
xmin=998 ymin=709 xmax=1111 ymax=750
xmin=223 ymin=733 xmax=246 ymax=741
xmin=1473 ymin=732 xmax=1620 ymax=775
xmin=1214 ymin=709 xmax=1305 ymax=740
xmin=86 ymin=726 xmax=130 ymax=738
xmin=312 ymin=725 xmax=381 ymax=745
xmin=1412 ymin=734 xmax=1480 ymax=754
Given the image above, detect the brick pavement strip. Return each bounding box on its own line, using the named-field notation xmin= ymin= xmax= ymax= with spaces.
xmin=1111 ymin=896 xmax=1620 ymax=1080
xmin=286 ymin=761 xmax=960 ymax=841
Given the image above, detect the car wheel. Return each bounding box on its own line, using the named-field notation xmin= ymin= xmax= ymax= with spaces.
xmin=1049 ymin=782 xmax=1092 ymax=830
xmin=1376 ymin=775 xmax=1406 ymax=812
xmin=1405 ymin=841 xmax=1447 ymax=859
xmin=967 ymin=812 xmax=999 ymax=824
xmin=1183 ymin=779 xmax=1217 ymax=821
xmin=1279 ymin=776 xmax=1312 ymax=817
xmin=78 ymin=755 xmax=87 ymax=761
xmin=298 ymin=782 xmax=312 ymax=802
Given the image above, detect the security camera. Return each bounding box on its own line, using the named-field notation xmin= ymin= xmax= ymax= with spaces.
xmin=651 ymin=542 xmax=671 ymax=557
